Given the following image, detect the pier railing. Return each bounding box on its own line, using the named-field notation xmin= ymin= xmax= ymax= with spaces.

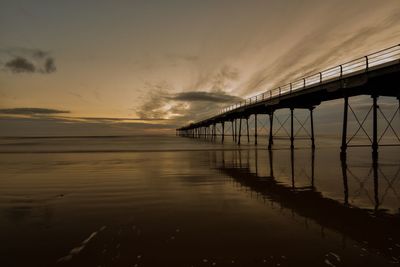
xmin=215 ymin=44 xmax=400 ymax=116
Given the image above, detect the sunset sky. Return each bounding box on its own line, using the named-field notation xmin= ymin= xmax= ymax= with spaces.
xmin=1 ymin=0 xmax=400 ymax=135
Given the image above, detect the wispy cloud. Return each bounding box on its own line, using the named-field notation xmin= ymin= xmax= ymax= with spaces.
xmin=77 ymin=117 xmax=167 ymax=122
xmin=241 ymin=10 xmax=400 ymax=95
xmin=165 ymin=53 xmax=199 ymax=62
xmin=189 ymin=65 xmax=240 ymax=93
xmin=134 ymin=81 xmax=173 ymax=120
xmin=169 ymin=91 xmax=241 ymax=103
xmin=135 ymin=80 xmax=242 ymax=123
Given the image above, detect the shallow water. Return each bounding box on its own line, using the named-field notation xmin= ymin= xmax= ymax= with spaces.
xmin=0 ymin=135 xmax=399 ymax=266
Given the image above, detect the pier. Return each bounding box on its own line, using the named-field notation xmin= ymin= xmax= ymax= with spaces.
xmin=177 ymin=44 xmax=400 ymax=158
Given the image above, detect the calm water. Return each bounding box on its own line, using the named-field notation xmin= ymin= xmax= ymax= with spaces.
xmin=0 ymin=135 xmax=400 ymax=266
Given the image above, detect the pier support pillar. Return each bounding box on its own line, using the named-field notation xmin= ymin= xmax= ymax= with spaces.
xmin=222 ymin=122 xmax=225 ymax=143
xmin=238 ymin=118 xmax=242 ymax=145
xmin=311 ymin=149 xmax=315 ymax=188
xmin=231 ymin=120 xmax=235 ymax=142
xmin=213 ymin=123 xmax=216 ymax=141
xmin=268 ymin=112 xmax=274 ymax=150
xmin=341 ymin=158 xmax=349 ymax=205
xmin=291 ymin=148 xmax=295 ymax=189
xmin=310 ymin=108 xmax=315 ymax=149
xmin=234 ymin=119 xmax=237 ymax=142
xmin=372 ymin=95 xmax=378 ymax=159
xmin=340 ymin=96 xmax=349 ymax=158
xmin=290 ymin=108 xmax=294 ymax=149
xmin=373 ymin=156 xmax=379 ymax=211
xmin=254 ymin=114 xmax=258 ymax=145
xmin=246 ymin=117 xmax=250 ymax=143
xmin=269 ymin=150 xmax=274 ymax=177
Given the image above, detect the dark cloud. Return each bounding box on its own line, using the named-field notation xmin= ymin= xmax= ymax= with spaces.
xmin=0 ymin=108 xmax=69 ymax=115
xmin=33 ymin=50 xmax=48 ymax=59
xmin=44 ymin=58 xmax=56 ymax=73
xmin=170 ymin=91 xmax=241 ymax=103
xmin=1 ymin=47 xmax=57 ymax=74
xmin=4 ymin=57 xmax=36 ymax=73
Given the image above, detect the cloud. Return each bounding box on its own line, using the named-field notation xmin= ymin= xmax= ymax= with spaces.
xmin=0 ymin=106 xmax=175 ymax=136
xmin=134 ymin=81 xmax=172 ymax=120
xmin=0 ymin=107 xmax=168 ymax=123
xmin=166 ymin=53 xmax=199 ymax=62
xmin=190 ymin=65 xmax=240 ymax=93
xmin=170 ymin=91 xmax=241 ymax=103
xmin=0 ymin=108 xmax=69 ymax=115
xmin=4 ymin=57 xmax=36 ymax=73
xmin=135 ymin=78 xmax=241 ymax=124
xmin=133 ymin=65 xmax=241 ymax=122
xmin=76 ymin=117 xmax=167 ymax=122
xmin=1 ymin=47 xmax=56 ymax=74
xmin=0 ymin=116 xmax=175 ymax=137
xmin=44 ymin=58 xmax=56 ymax=73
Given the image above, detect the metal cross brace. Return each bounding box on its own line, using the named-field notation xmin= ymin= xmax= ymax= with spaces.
xmin=273 ymin=114 xmax=291 ymax=137
xmin=378 ymin=106 xmax=400 ymax=143
xmin=294 ymin=114 xmax=311 ymax=138
xmin=347 ymin=104 xmax=373 ymax=145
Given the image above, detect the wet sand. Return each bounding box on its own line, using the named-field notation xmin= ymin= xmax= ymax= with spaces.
xmin=0 ymin=136 xmax=399 ymax=266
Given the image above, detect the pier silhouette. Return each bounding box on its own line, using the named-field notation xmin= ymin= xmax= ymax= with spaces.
xmin=177 ymin=44 xmax=400 ymax=158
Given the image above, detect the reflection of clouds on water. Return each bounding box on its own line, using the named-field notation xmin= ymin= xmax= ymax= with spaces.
xmin=4 ymin=205 xmax=33 ymax=223
xmin=3 ymin=197 xmax=54 ymax=228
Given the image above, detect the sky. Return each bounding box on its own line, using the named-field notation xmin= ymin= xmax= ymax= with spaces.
xmin=0 ymin=0 xmax=399 ymax=136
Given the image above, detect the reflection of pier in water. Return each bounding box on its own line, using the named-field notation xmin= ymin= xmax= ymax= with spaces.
xmin=213 ymin=149 xmax=400 ymax=261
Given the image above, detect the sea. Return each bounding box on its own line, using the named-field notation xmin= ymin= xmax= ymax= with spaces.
xmin=0 ymin=135 xmax=399 ymax=266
